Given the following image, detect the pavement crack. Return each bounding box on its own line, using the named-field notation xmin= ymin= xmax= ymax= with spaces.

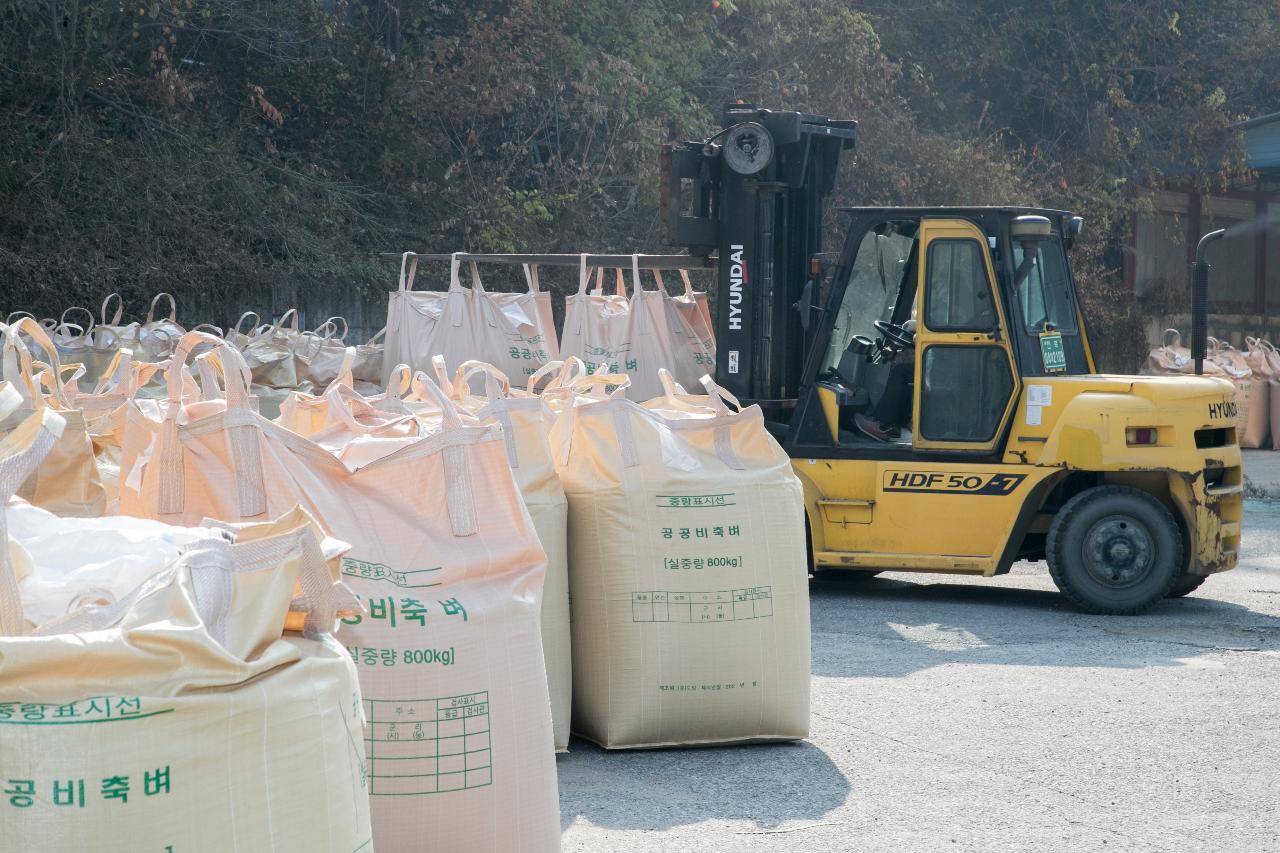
xmin=1097 ymin=627 xmax=1267 ymax=653
xmin=733 ymin=821 xmax=843 ymax=835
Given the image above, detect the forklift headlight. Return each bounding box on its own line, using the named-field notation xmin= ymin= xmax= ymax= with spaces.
xmin=1126 ymin=427 xmax=1158 ymax=446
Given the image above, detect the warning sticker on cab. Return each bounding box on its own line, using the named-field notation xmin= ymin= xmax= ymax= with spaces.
xmin=882 ymin=471 xmax=1027 ymax=495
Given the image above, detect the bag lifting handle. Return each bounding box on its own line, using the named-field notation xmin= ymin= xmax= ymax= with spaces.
xmin=146 ymin=292 xmax=178 ymax=325
xmin=59 ymin=306 xmax=95 ymax=336
xmin=467 ymin=262 xmax=498 ymax=328
xmin=156 ymin=331 xmax=266 ymax=519
xmin=527 ymin=359 xmax=568 ymax=394
xmin=409 ymin=371 xmax=479 ymax=537
xmin=452 ymin=359 xmax=511 ymax=404
xmin=101 ymin=293 xmax=125 ymax=326
xmin=399 ymin=251 xmax=420 ymax=293
xmin=522 ymin=263 xmax=542 ymax=294
xmin=4 ymin=317 xmax=75 ymax=409
xmin=275 ymin=308 xmax=300 ymax=335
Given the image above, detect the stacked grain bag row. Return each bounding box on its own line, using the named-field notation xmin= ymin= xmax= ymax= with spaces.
xmin=387 ymin=252 xmax=809 ymax=746
xmin=0 ymin=316 xmax=564 ymax=851
xmin=1 ymin=246 xmax=811 ymax=852
xmin=384 ymin=252 xmax=715 ymax=400
xmin=1144 ymin=330 xmax=1280 ymax=448
xmin=6 ymin=292 xmax=386 ymax=421
xmin=117 ymin=332 xmax=562 ymax=853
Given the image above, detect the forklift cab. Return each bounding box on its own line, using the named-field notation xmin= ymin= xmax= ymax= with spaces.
xmin=790 ymin=207 xmax=1094 ymax=459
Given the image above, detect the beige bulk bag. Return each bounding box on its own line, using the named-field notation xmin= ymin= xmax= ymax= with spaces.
xmin=240 ymin=310 xmax=319 ymax=419
xmin=1239 ymin=337 xmax=1274 ymax=448
xmin=352 ymin=327 xmax=388 ymax=388
xmin=0 ymin=319 xmax=107 ymax=517
xmin=550 ymin=368 xmax=810 ymax=748
xmin=65 ymin=349 xmax=168 ymax=512
xmin=0 ymin=537 xmax=374 ymax=851
xmin=120 ymin=332 xmax=561 ymax=853
xmin=225 ymin=311 xmax=262 ymax=349
xmin=298 ymin=316 xmax=353 ymax=388
xmin=277 ymin=353 xmax=412 ymax=437
xmin=242 ymin=308 xmax=308 ymax=388
xmin=1142 ymin=329 xmax=1226 ymax=376
xmin=135 ymin=292 xmax=187 ymax=362
xmin=560 ymin=255 xmax=715 ymax=403
xmin=0 ymin=403 xmax=371 ymax=850
xmin=48 ymin=306 xmax=123 ymax=387
xmin=97 ymin=293 xmax=142 ymax=353
xmin=434 ymin=357 xmax=572 ymax=752
xmin=383 ymin=252 xmax=560 ymax=388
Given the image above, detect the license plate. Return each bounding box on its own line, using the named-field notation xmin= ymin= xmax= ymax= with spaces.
xmin=1040 ymin=331 xmax=1066 ymax=373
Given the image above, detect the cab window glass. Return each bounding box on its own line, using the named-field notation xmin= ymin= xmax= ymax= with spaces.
xmin=823 ymin=228 xmax=916 ymax=371
xmin=919 ymin=345 xmax=1014 ymax=442
xmin=924 ymin=239 xmax=996 ymax=331
xmin=1013 ymin=238 xmax=1077 ymax=332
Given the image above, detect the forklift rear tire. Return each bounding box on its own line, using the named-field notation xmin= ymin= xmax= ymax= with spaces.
xmin=1046 ymin=486 xmax=1182 ymax=615
xmin=1166 ymin=573 xmax=1208 ymax=598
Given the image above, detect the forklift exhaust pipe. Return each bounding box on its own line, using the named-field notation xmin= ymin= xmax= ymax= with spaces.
xmin=1192 ymin=229 xmax=1225 ymax=376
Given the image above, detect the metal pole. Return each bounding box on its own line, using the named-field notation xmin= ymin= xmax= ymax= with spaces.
xmin=377 ymin=252 xmax=713 ymax=271
xmin=1192 ymin=229 xmax=1225 ymax=376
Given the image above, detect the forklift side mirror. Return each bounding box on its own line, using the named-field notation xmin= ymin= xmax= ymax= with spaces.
xmin=1011 ymin=216 xmax=1053 ymax=288
xmin=795 ymin=279 xmax=815 ymax=332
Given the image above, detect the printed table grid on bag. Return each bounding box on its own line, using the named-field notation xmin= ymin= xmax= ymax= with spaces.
xmin=364 ymin=692 xmax=493 ymax=796
xmin=631 ymin=587 xmax=774 ymax=622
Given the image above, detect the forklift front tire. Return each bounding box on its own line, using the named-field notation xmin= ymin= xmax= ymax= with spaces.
xmin=1166 ymin=573 xmax=1208 ymax=598
xmin=1046 ymin=485 xmax=1183 ymax=615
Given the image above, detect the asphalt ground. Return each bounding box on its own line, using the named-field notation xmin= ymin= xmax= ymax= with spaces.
xmin=557 ymin=501 xmax=1280 ymax=853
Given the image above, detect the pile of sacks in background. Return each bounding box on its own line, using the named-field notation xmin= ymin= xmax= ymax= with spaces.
xmin=385 ymin=252 xmax=716 ymax=401
xmin=9 ymin=293 xmax=387 ymax=423
xmin=0 ymin=247 xmax=810 ymax=853
xmin=1144 ymin=330 xmax=1280 ymax=449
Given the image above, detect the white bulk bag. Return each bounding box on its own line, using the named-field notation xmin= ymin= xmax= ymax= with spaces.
xmin=136 ymin=292 xmax=187 ymax=362
xmin=382 ymin=252 xmax=560 ymax=388
xmin=298 ymin=316 xmax=353 ymax=388
xmin=0 ymin=319 xmax=107 ymax=517
xmin=661 ymin=268 xmax=716 ymax=357
xmin=45 ymin=306 xmax=122 ymax=387
xmin=434 ymin=357 xmax=572 ymax=752
xmin=97 ymin=293 xmax=142 ymax=355
xmin=351 ymin=327 xmax=388 ymax=388
xmin=559 ymin=255 xmax=715 ymax=403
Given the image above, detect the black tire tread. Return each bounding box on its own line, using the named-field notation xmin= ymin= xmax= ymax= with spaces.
xmin=1046 ymin=485 xmax=1183 ymax=615
xmin=1167 ymin=573 xmax=1208 ymax=598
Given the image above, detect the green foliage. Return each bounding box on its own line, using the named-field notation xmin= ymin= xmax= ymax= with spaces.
xmin=1 ymin=0 xmax=1277 ymax=357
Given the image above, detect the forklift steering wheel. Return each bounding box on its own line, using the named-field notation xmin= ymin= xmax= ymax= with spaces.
xmin=874 ymin=319 xmax=915 ymax=351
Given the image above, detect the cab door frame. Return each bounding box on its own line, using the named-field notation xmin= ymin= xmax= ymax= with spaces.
xmin=911 ymin=218 xmax=1022 ymax=454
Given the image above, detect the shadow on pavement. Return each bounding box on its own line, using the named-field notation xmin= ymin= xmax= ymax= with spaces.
xmin=809 ymin=570 xmax=1280 ymax=679
xmin=556 ymin=738 xmax=848 ymax=833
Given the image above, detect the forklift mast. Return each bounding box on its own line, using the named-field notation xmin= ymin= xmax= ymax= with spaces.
xmin=662 ymin=105 xmax=857 ymax=404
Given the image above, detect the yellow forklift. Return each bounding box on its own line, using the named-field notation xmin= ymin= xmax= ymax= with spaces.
xmin=663 ymin=105 xmax=1242 ymax=613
